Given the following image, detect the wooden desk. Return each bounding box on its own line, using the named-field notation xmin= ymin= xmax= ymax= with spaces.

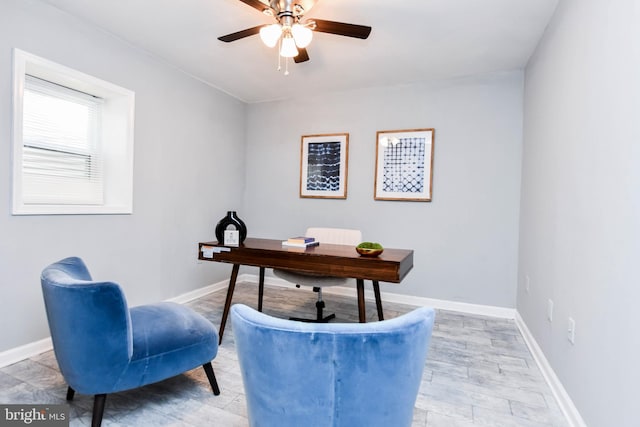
xmin=198 ymin=238 xmax=414 ymax=343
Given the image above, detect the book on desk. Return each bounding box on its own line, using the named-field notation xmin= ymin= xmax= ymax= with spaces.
xmin=281 ymin=236 xmax=319 ymax=248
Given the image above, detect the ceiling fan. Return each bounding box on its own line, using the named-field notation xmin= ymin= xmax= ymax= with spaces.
xmin=218 ymin=0 xmax=371 ymax=70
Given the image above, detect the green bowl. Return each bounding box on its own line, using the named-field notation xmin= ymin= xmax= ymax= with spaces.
xmin=356 ymin=242 xmax=384 ymax=257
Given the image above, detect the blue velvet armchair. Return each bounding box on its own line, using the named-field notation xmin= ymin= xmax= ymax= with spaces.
xmin=231 ymin=303 xmax=435 ymax=427
xmin=40 ymin=257 xmax=220 ymax=427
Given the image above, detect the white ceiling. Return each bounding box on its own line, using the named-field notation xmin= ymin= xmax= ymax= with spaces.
xmin=37 ymin=0 xmax=559 ymax=103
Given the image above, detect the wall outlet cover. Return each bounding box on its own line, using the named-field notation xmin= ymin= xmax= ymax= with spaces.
xmin=568 ymin=317 xmax=576 ymax=344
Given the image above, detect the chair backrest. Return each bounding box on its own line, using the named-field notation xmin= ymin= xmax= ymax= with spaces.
xmin=40 ymin=257 xmax=133 ymax=390
xmin=305 ymin=227 xmax=362 ymax=246
xmin=231 ymin=303 xmax=435 ymax=427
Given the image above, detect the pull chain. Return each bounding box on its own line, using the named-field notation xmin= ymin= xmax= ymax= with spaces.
xmin=277 ymin=38 xmax=282 ymax=71
xmin=275 ymin=38 xmax=291 ymax=75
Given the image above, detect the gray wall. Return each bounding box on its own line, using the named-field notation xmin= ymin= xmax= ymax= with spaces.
xmin=5 ymin=2 xmax=633 ymax=424
xmin=519 ymin=0 xmax=639 ymax=425
xmin=243 ymin=72 xmax=524 ymax=307
xmin=0 ymin=0 xmax=246 ymax=352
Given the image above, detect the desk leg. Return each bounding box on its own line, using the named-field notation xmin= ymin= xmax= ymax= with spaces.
xmin=218 ymin=264 xmax=240 ymax=344
xmin=372 ymin=280 xmax=384 ymax=321
xmin=258 ymin=267 xmax=265 ymax=312
xmin=356 ymin=279 xmax=366 ymax=323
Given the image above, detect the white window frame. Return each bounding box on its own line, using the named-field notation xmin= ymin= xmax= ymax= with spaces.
xmin=12 ymin=49 xmax=135 ymax=215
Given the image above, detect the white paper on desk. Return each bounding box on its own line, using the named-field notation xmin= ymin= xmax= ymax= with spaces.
xmin=201 ymin=246 xmax=215 ymax=258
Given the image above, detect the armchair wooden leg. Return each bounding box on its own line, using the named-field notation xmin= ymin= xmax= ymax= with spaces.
xmin=92 ymin=394 xmax=107 ymax=427
xmin=202 ymin=362 xmax=221 ymax=395
xmin=258 ymin=267 xmax=265 ymax=312
xmin=66 ymin=386 xmax=75 ymax=401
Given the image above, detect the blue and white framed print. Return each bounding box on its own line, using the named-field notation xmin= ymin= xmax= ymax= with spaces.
xmin=300 ymin=133 xmax=349 ymax=199
xmin=374 ymin=128 xmax=435 ymax=201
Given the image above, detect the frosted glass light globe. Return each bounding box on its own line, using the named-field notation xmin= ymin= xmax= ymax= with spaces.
xmin=260 ymin=24 xmax=282 ymax=48
xmin=280 ymin=35 xmax=299 ymax=58
xmin=291 ymin=23 xmax=313 ymax=48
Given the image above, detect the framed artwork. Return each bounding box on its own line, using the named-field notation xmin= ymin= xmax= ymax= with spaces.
xmin=374 ymin=128 xmax=435 ymax=201
xmin=300 ymin=133 xmax=349 ymax=199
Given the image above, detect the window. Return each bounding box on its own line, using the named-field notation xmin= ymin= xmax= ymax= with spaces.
xmin=12 ymin=49 xmax=135 ymax=215
xmin=22 ymin=75 xmax=103 ymax=205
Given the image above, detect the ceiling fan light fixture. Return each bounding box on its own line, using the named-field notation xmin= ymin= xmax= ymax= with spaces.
xmin=259 ymin=24 xmax=282 ymax=48
xmin=217 ymin=0 xmax=372 ymax=74
xmin=291 ymin=23 xmax=313 ymax=48
xmin=280 ymin=34 xmax=299 ymax=58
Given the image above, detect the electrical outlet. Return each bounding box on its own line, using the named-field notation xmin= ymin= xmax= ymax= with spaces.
xmin=547 ymin=299 xmax=554 ymax=322
xmin=568 ymin=317 xmax=576 ymax=344
xmin=525 ymin=275 xmax=530 ymax=294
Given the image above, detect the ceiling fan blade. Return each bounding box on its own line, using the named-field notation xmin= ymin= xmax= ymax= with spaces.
xmin=294 ymin=47 xmax=310 ymax=63
xmin=218 ymin=25 xmax=263 ymax=43
xmin=237 ymin=0 xmax=275 ymax=15
xmin=311 ymin=19 xmax=372 ymax=39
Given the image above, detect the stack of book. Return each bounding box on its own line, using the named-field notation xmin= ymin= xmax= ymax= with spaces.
xmin=281 ymin=236 xmax=319 ymax=248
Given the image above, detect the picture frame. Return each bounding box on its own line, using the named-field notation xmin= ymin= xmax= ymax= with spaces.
xmin=300 ymin=133 xmax=349 ymax=199
xmin=374 ymin=128 xmax=435 ymax=201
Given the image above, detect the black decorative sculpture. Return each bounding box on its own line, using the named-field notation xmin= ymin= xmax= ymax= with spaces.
xmin=215 ymin=211 xmax=247 ymax=244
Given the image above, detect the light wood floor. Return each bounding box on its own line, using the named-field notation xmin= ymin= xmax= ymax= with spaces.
xmin=0 ymin=282 xmax=568 ymax=426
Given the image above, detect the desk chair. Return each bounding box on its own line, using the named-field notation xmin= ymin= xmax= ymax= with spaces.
xmin=231 ymin=303 xmax=435 ymax=427
xmin=41 ymin=257 xmax=220 ymax=427
xmin=273 ymin=227 xmax=361 ymax=322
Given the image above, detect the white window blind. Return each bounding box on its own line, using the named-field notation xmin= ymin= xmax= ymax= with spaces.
xmin=22 ymin=75 xmax=103 ymax=205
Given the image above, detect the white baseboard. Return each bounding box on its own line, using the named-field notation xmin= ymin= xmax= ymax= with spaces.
xmin=0 ymin=274 xmax=585 ymax=427
xmin=0 ymin=337 xmax=52 ymax=368
xmin=515 ymin=312 xmax=587 ymax=427
xmin=166 ymin=278 xmax=230 ymax=304
xmin=256 ymin=274 xmax=516 ymax=319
